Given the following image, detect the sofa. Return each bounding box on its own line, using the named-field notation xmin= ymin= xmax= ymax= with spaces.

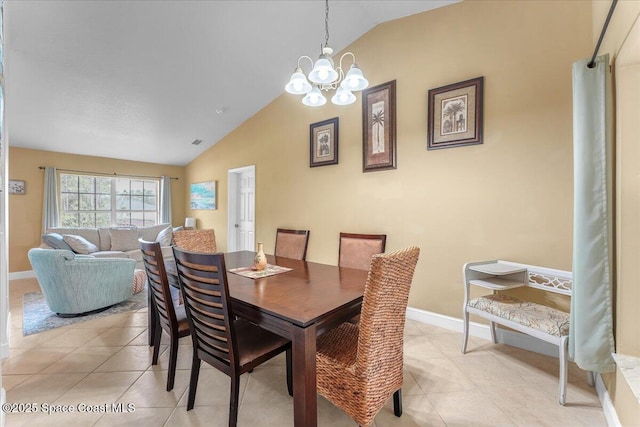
xmin=28 ymin=248 xmax=136 ymax=315
xmin=41 ymin=223 xmax=175 ymax=269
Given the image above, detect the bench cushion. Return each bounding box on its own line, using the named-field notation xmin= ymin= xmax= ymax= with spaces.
xmin=468 ymin=294 xmax=569 ymax=337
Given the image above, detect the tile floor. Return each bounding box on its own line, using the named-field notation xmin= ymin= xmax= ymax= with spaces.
xmin=2 ymin=278 xmax=606 ymax=426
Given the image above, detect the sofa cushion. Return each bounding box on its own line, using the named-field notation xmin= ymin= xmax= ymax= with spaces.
xmin=139 ymin=223 xmax=170 ymax=242
xmin=97 ymin=227 xmax=112 ymax=251
xmin=63 ymin=234 xmax=99 ymax=254
xmin=48 ymin=227 xmax=100 ymax=247
xmin=92 ymin=250 xmax=128 ymax=259
xmin=110 ymin=228 xmax=140 ymax=251
xmin=155 ymin=226 xmax=173 ymax=246
xmin=42 ymin=233 xmax=74 ymax=251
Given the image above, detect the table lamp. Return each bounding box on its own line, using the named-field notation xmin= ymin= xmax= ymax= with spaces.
xmin=184 ymin=217 xmax=196 ymax=230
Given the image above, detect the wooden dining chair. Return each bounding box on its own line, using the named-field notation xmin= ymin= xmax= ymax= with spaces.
xmin=172 ymin=229 xmax=217 ymax=253
xmin=274 ymin=228 xmax=310 ymax=260
xmin=172 ymin=247 xmax=293 ymax=426
xmin=139 ymin=239 xmax=190 ymax=392
xmin=339 ymin=232 xmax=387 ymax=270
xmin=316 ymin=246 xmax=420 ymax=427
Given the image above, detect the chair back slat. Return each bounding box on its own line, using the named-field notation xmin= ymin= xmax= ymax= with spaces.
xmin=275 ymin=228 xmax=310 ymax=260
xmin=356 ymin=246 xmax=420 ymax=378
xmin=172 ymin=247 xmax=238 ymax=370
xmin=139 ymin=239 xmax=178 ymax=334
xmin=339 ymin=232 xmax=387 ymax=271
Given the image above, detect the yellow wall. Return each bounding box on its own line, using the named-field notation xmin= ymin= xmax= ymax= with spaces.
xmin=593 ymin=0 xmax=640 ymax=424
xmin=185 ymin=0 xmax=591 ymax=317
xmin=8 ymin=147 xmax=186 ymax=272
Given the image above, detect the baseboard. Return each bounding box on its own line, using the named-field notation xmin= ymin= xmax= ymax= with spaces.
xmin=9 ymin=270 xmax=35 ymax=280
xmin=406 ymin=306 xmax=558 ymax=357
xmin=596 ymin=372 xmax=621 ymax=427
xmin=406 ymin=306 xmax=620 ymax=426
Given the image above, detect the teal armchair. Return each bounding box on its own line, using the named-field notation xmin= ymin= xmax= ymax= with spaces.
xmin=28 ymin=248 xmax=136 ymax=316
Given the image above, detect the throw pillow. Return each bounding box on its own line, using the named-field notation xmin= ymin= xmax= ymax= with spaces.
xmin=42 ymin=233 xmax=74 ymax=251
xmin=155 ymin=226 xmax=172 ymax=246
xmin=109 ymin=228 xmax=140 ymax=252
xmin=62 ymin=234 xmax=99 ymax=254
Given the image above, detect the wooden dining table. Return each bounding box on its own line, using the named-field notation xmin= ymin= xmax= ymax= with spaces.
xmin=157 ymin=250 xmax=368 ymax=426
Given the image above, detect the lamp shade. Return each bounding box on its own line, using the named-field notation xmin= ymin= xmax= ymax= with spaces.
xmin=302 ymin=87 xmax=327 ymax=107
xmin=340 ymin=64 xmax=369 ymax=91
xmin=308 ymin=57 xmax=338 ymax=84
xmin=331 ymin=87 xmax=356 ymax=106
xmin=285 ymin=68 xmax=313 ymax=95
xmin=185 ymin=217 xmax=196 ymax=229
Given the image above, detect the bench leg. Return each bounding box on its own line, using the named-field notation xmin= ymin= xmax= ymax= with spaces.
xmin=489 ymin=321 xmax=497 ymax=344
xmin=462 ymin=308 xmax=470 ymax=354
xmin=558 ymin=336 xmax=569 ymax=405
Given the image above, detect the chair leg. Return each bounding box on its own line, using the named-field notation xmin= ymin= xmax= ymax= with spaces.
xmin=559 ymin=336 xmax=569 ymax=405
xmin=152 ymin=324 xmax=163 ymax=365
xmin=285 ymin=347 xmax=293 ymax=397
xmin=229 ymin=375 xmax=240 ymax=427
xmin=167 ymin=333 xmax=179 ymax=391
xmin=462 ymin=308 xmax=470 ymax=354
xmin=187 ymin=356 xmax=201 ymax=410
xmin=393 ymin=389 xmax=402 ymax=417
xmin=586 ymin=370 xmax=595 ymax=387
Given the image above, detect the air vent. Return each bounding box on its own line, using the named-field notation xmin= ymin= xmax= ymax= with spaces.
xmin=192 ymin=139 xmax=202 ymax=146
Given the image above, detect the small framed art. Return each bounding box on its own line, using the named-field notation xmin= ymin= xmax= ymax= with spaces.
xmin=427 ymin=76 xmax=484 ymax=150
xmin=8 ymin=180 xmax=25 ymax=194
xmin=310 ymin=117 xmax=339 ymax=167
xmin=190 ymin=181 xmax=216 ymax=210
xmin=362 ymin=80 xmax=396 ymax=172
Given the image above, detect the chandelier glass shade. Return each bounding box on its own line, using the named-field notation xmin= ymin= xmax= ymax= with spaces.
xmin=285 ymin=0 xmax=368 ymax=106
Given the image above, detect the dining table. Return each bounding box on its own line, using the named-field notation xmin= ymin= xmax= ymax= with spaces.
xmin=156 ymin=250 xmax=369 ymax=427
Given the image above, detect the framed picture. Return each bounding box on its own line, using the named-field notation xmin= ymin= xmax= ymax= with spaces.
xmin=427 ymin=76 xmax=484 ymax=150
xmin=190 ymin=181 xmax=216 ymax=210
xmin=310 ymin=117 xmax=339 ymax=167
xmin=362 ymin=80 xmax=396 ymax=172
xmin=8 ymin=180 xmax=25 ymax=195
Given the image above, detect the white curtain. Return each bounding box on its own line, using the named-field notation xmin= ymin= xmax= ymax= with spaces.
xmin=569 ymin=54 xmax=615 ymax=372
xmin=160 ymin=176 xmax=172 ymax=225
xmin=42 ymin=167 xmax=59 ymax=233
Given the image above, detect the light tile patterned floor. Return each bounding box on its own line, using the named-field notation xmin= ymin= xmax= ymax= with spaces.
xmin=2 ymin=278 xmax=606 ymax=426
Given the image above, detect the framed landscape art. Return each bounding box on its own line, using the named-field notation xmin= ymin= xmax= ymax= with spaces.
xmin=190 ymin=181 xmax=216 ymax=210
xmin=362 ymin=80 xmax=396 ymax=172
xmin=427 ymin=76 xmax=484 ymax=150
xmin=310 ymin=117 xmax=339 ymax=167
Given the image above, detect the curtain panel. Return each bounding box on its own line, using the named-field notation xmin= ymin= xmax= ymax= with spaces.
xmin=569 ymin=54 xmax=615 ymax=372
xmin=42 ymin=166 xmax=59 ymax=233
xmin=160 ymin=176 xmax=172 ymax=225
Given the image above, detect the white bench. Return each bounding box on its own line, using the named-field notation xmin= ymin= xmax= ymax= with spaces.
xmin=461 ymin=260 xmax=573 ymax=405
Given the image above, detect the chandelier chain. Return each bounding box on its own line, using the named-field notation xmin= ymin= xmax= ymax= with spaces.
xmin=324 ymin=0 xmax=330 ymax=47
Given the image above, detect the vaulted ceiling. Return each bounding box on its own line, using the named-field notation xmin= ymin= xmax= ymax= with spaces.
xmin=4 ymin=1 xmax=458 ymax=166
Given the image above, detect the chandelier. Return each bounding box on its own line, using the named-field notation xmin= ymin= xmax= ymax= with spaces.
xmin=285 ymin=0 xmax=369 ymax=107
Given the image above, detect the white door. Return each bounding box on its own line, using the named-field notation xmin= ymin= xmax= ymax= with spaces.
xmin=227 ymin=165 xmax=255 ymax=252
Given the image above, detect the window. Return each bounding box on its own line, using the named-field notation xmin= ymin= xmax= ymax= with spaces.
xmin=60 ymin=174 xmax=159 ymax=228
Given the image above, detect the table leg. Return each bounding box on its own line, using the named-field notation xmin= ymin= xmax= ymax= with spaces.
xmin=292 ymin=324 xmax=317 ymax=427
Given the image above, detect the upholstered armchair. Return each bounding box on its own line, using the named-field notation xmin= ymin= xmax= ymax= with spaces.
xmin=28 ymin=248 xmax=136 ymax=316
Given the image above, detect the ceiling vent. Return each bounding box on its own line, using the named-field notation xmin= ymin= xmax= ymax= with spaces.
xmin=192 ymin=139 xmax=203 ymax=146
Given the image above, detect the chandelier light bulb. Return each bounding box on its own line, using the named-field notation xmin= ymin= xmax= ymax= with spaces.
xmin=285 ymin=68 xmax=312 ymax=95
xmin=331 ymin=87 xmax=356 ymax=106
xmin=340 ymin=64 xmax=369 ymax=91
xmin=302 ymin=87 xmax=327 ymax=107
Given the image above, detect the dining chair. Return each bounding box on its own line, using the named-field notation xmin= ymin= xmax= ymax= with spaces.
xmin=274 ymin=228 xmax=310 ymax=260
xmin=338 ymin=232 xmax=387 ymax=270
xmin=172 ymin=229 xmax=217 ymax=253
xmin=172 ymin=247 xmax=293 ymax=426
xmin=316 ymin=246 xmax=420 ymax=427
xmin=139 ymin=239 xmax=190 ymax=392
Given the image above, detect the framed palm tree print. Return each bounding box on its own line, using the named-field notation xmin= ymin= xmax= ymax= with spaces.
xmin=362 ymin=80 xmax=396 ymax=172
xmin=427 ymin=76 xmax=483 ymax=150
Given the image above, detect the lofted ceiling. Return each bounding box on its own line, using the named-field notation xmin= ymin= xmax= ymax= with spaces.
xmin=4 ymin=1 xmax=458 ymax=166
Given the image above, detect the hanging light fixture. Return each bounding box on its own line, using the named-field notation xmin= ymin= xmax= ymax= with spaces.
xmin=285 ymin=0 xmax=369 ymax=106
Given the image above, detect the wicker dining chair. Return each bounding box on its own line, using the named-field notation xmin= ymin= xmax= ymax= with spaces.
xmin=316 ymin=246 xmax=420 ymax=427
xmin=274 ymin=228 xmax=310 ymax=260
xmin=139 ymin=239 xmax=190 ymax=392
xmin=172 ymin=247 xmax=293 ymax=426
xmin=338 ymin=232 xmax=387 ymax=271
xmin=172 ymin=229 xmax=217 ymax=253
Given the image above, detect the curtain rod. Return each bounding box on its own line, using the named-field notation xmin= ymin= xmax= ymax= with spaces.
xmin=588 ymin=0 xmax=618 ymax=69
xmin=38 ymin=166 xmax=179 ymax=180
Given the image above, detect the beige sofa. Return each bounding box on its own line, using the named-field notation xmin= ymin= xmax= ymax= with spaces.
xmin=42 ymin=223 xmax=175 ymax=269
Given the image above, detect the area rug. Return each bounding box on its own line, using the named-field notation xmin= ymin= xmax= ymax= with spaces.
xmin=22 ymin=288 xmax=148 ymax=336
